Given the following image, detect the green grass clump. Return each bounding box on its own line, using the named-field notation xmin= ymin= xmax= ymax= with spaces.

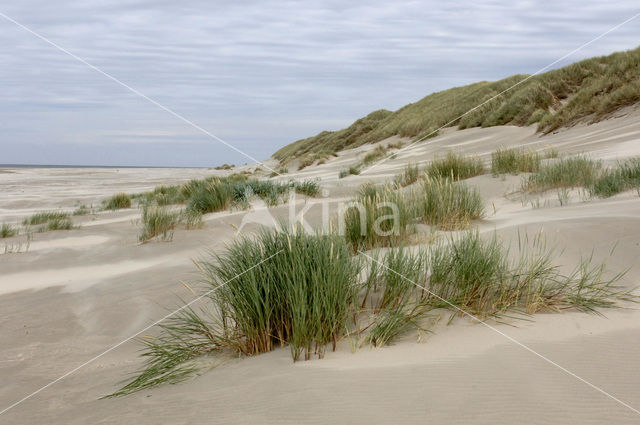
xmin=394 ymin=163 xmax=420 ymax=187
xmin=1 ymin=223 xmax=17 ymax=238
xmin=269 ymin=166 xmax=289 ymax=177
xmin=23 ymin=211 xmax=70 ymax=226
xmin=149 ymin=185 xmax=185 ymax=206
xmin=111 ymin=227 xmax=360 ymax=396
xmin=40 ymin=217 xmax=73 ymax=232
xmin=416 ymin=177 xmax=484 ymax=230
xmin=362 ymin=145 xmax=388 ymax=165
xmin=104 ymin=193 xmax=132 ymax=210
xmin=424 ymin=232 xmax=633 ymax=317
xmin=590 ymin=158 xmax=640 ymax=198
xmin=72 ymin=205 xmax=91 ymax=216
xmin=181 ymin=208 xmax=204 ymax=229
xmin=214 ymin=163 xmax=234 ymax=170
xmin=339 ymin=166 xmax=361 ymax=178
xmin=111 ymin=225 xmax=634 ymax=396
xmin=187 ymin=179 xmax=233 ymax=214
xmin=343 ymin=177 xmax=483 ymax=247
xmin=184 ymin=175 xmax=299 ymax=213
xmin=343 ymin=184 xmax=413 ymax=249
xmin=22 ymin=211 xmax=73 ymax=232
xmin=297 ymin=152 xmax=332 ymax=170
xmin=491 ymin=147 xmax=541 ymax=175
xmin=360 ymin=231 xmax=634 ymax=345
xmin=364 ymin=308 xmax=424 ymax=347
xmin=425 ymin=152 xmax=484 ymax=180
xmin=523 ymin=156 xmax=601 ymax=192
xmin=293 ymin=179 xmax=320 ymax=197
xmin=139 ymin=206 xmax=180 ymax=243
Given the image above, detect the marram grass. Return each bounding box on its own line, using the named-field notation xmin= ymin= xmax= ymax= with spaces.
xmin=22 ymin=211 xmax=70 ymax=226
xmin=491 ymin=147 xmax=541 ymax=175
xmin=522 ymin=156 xmax=601 ymax=193
xmin=104 ymin=193 xmax=132 ymax=210
xmin=416 ymin=177 xmax=485 ymax=230
xmin=274 ymin=47 xmax=640 ymax=163
xmin=109 ymin=227 xmax=360 ymax=396
xmin=1 ymin=223 xmax=17 ymax=238
xmin=590 ymin=157 xmax=640 ymax=198
xmin=343 ymin=183 xmax=413 ymax=249
xmin=425 ymin=152 xmax=484 ymax=180
xmin=110 ymin=228 xmax=635 ymax=397
xmin=394 ymin=163 xmax=420 ymax=187
xmin=522 ymin=155 xmax=640 ymax=198
xmin=343 ymin=177 xmax=484 ymax=249
xmin=138 ymin=205 xmax=180 ymax=243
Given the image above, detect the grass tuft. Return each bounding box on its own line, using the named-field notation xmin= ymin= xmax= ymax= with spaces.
xmin=425 ymin=152 xmax=484 ymax=180
xmin=394 ymin=163 xmax=420 ymax=187
xmin=343 ymin=184 xmax=412 ymax=249
xmin=416 ymin=177 xmax=485 ymax=230
xmin=339 ymin=166 xmax=361 ymax=179
xmin=111 ymin=227 xmax=360 ymax=395
xmin=104 ymin=193 xmax=132 ymax=210
xmin=362 ymin=145 xmax=388 ymax=165
xmin=23 ymin=211 xmax=70 ymax=226
xmin=293 ymin=179 xmax=320 ymax=197
xmin=523 ymin=156 xmax=601 ymax=193
xmin=41 ymin=217 xmax=73 ymax=232
xmin=139 ymin=206 xmax=180 ymax=243
xmin=72 ymin=205 xmax=91 ymax=216
xmin=491 ymin=147 xmax=541 ymax=175
xmin=111 ymin=226 xmax=634 ymax=396
xmin=590 ymin=157 xmax=640 ymax=198
xmin=1 ymin=223 xmax=17 ymax=238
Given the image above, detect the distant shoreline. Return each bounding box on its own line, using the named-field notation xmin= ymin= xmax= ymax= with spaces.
xmin=0 ymin=164 xmax=212 ymax=169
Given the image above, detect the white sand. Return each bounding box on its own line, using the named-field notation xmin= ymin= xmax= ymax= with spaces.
xmin=1 ymin=108 xmax=640 ymax=424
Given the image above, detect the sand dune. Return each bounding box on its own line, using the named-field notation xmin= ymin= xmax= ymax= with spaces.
xmin=1 ymin=110 xmax=640 ymax=424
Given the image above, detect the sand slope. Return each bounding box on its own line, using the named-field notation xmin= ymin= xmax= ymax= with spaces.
xmin=1 ymin=109 xmax=640 ymax=424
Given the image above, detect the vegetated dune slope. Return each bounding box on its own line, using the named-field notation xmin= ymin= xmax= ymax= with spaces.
xmin=273 ymin=45 xmax=640 ymax=167
xmin=1 ymin=109 xmax=640 ymax=423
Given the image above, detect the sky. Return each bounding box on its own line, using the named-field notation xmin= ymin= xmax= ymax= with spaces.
xmin=0 ymin=1 xmax=639 ymax=167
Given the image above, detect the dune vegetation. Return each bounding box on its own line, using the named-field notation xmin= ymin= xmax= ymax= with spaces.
xmin=132 ymin=174 xmax=319 ymax=213
xmin=1 ymin=223 xmax=17 ymax=238
xmin=339 ymin=166 xmax=361 ymax=179
xmin=22 ymin=211 xmax=69 ymax=226
xmin=111 ymin=225 xmax=634 ymax=396
xmin=274 ymin=46 xmax=640 ymax=164
xmin=103 ymin=46 xmax=640 ymax=401
xmin=520 ymin=155 xmax=640 ymax=199
xmin=343 ymin=175 xmax=484 ymax=250
xmin=104 ymin=193 xmax=132 ymax=210
xmin=130 ymin=174 xmax=320 ymax=242
xmin=72 ymin=205 xmax=92 ymax=216
xmin=417 ymin=177 xmax=484 ymax=230
xmin=522 ymin=156 xmax=602 ymax=193
xmin=491 ymin=147 xmax=542 ymax=175
xmin=394 ymin=163 xmax=420 ymax=187
xmin=343 ymin=183 xmax=414 ymax=249
xmin=590 ymin=157 xmax=640 ymax=198
xmin=425 ymin=151 xmax=484 ymax=180
xmin=138 ymin=206 xmax=180 ymax=243
xmin=21 ymin=211 xmax=74 ymax=232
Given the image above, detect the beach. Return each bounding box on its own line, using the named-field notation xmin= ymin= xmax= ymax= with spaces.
xmin=2 ymin=109 xmax=640 ymax=424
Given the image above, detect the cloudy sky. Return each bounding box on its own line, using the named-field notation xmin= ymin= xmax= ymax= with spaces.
xmin=1 ymin=1 xmax=638 ymax=167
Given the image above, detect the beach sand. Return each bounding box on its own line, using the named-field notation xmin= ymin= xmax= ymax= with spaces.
xmin=1 ymin=109 xmax=640 ymax=424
